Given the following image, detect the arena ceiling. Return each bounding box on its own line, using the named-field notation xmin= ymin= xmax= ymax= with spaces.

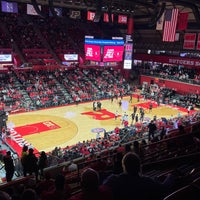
xmin=8 ymin=0 xmax=200 ymax=52
xmin=13 ymin=0 xmax=200 ymax=30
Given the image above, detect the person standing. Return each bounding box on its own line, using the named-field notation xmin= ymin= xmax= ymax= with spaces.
xmin=115 ymin=110 xmax=119 ymax=120
xmin=140 ymin=109 xmax=145 ymax=122
xmin=111 ymin=95 xmax=114 ymax=103
xmin=130 ymin=112 xmax=135 ymax=125
xmin=137 ymin=94 xmax=140 ymax=102
xmin=129 ymin=94 xmax=133 ymax=103
xmin=21 ymin=145 xmax=28 ymax=177
xmin=135 ymin=114 xmax=139 ymax=123
xmin=25 ymin=148 xmax=39 ymax=181
xmin=148 ymin=120 xmax=157 ymax=142
xmin=149 ymin=102 xmax=153 ymax=113
xmin=133 ymin=105 xmax=137 ymax=114
xmin=93 ymin=101 xmax=97 ymax=111
xmin=118 ymin=100 xmax=122 ymax=108
xmin=3 ymin=151 xmax=15 ymax=182
xmin=38 ymin=151 xmax=48 ymax=179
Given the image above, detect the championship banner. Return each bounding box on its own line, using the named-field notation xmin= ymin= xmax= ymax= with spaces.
xmin=118 ymin=15 xmax=128 ymax=24
xmin=177 ymin=12 xmax=188 ymax=30
xmin=127 ymin=17 xmax=134 ymax=35
xmin=196 ymin=33 xmax=200 ymax=50
xmin=87 ymin=11 xmax=95 ymax=21
xmin=183 ymin=33 xmax=196 ymax=50
xmin=103 ymin=13 xmax=114 ymax=23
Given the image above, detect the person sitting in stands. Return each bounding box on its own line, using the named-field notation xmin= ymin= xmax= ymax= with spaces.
xmin=69 ymin=168 xmax=111 ymax=200
xmin=42 ymin=174 xmax=71 ymax=200
xmin=67 ymin=160 xmax=78 ymax=172
xmin=103 ymin=152 xmax=173 ymax=200
xmin=21 ymin=188 xmax=38 ymax=200
xmin=0 ymin=191 xmax=12 ymax=200
xmin=36 ymin=172 xmax=54 ymax=197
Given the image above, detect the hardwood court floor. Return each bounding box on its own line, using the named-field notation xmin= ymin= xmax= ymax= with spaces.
xmin=7 ymin=96 xmax=189 ymax=153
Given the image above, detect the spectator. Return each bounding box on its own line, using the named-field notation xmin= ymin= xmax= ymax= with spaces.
xmin=21 ymin=188 xmax=38 ymax=200
xmin=21 ymin=145 xmax=28 ymax=177
xmin=38 ymin=151 xmax=48 ymax=179
xmin=69 ymin=168 xmax=111 ymax=200
xmin=112 ymin=152 xmax=123 ymax=174
xmin=0 ymin=191 xmax=11 ymax=200
xmin=3 ymin=151 xmax=15 ymax=182
xmin=67 ymin=160 xmax=78 ymax=172
xmin=148 ymin=120 xmax=157 ymax=142
xmin=103 ymin=152 xmax=171 ymax=200
xmin=42 ymin=174 xmax=71 ymax=200
xmin=25 ymin=148 xmax=39 ymax=181
xmin=132 ymin=141 xmax=143 ymax=159
xmin=36 ymin=172 xmax=54 ymax=197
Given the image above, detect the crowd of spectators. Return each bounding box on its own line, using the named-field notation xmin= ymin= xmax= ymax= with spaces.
xmin=141 ymin=63 xmax=200 ymax=89
xmin=0 ymin=68 xmax=132 ymax=111
xmin=141 ymin=81 xmax=200 ymax=110
xmin=0 ymin=11 xmax=200 ymax=200
xmin=0 ymin=73 xmax=27 ymax=110
xmin=1 ymin=121 xmax=200 ymax=200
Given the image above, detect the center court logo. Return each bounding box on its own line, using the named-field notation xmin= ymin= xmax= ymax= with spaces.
xmin=81 ymin=109 xmax=115 ymax=120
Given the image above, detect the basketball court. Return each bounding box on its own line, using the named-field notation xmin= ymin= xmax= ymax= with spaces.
xmin=4 ymin=96 xmax=192 ymax=155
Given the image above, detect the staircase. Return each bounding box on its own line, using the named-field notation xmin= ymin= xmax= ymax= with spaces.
xmin=52 ymin=75 xmax=74 ymax=104
xmin=11 ymin=73 xmax=35 ymax=110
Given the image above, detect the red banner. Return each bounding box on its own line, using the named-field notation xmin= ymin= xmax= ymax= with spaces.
xmin=118 ymin=15 xmax=127 ymax=24
xmin=177 ymin=12 xmax=188 ymax=30
xmin=196 ymin=33 xmax=200 ymax=50
xmin=134 ymin=53 xmax=200 ymax=67
xmin=87 ymin=11 xmax=95 ymax=21
xmin=127 ymin=17 xmax=134 ymax=35
xmin=103 ymin=13 xmax=114 ymax=23
xmin=183 ymin=33 xmax=196 ymax=50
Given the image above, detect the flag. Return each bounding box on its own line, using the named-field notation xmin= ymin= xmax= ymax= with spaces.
xmin=49 ymin=7 xmax=62 ymax=17
xmin=127 ymin=17 xmax=134 ymax=35
xmin=1 ymin=1 xmax=18 ymax=13
xmin=183 ymin=33 xmax=196 ymax=49
xmin=177 ymin=12 xmax=188 ymax=30
xmin=27 ymin=4 xmax=41 ymax=15
xmin=54 ymin=8 xmax=62 ymax=16
xmin=156 ymin=12 xmax=165 ymax=30
xmin=163 ymin=9 xmax=179 ymax=42
xmin=69 ymin=10 xmax=81 ymax=19
xmin=103 ymin=13 xmax=114 ymax=23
